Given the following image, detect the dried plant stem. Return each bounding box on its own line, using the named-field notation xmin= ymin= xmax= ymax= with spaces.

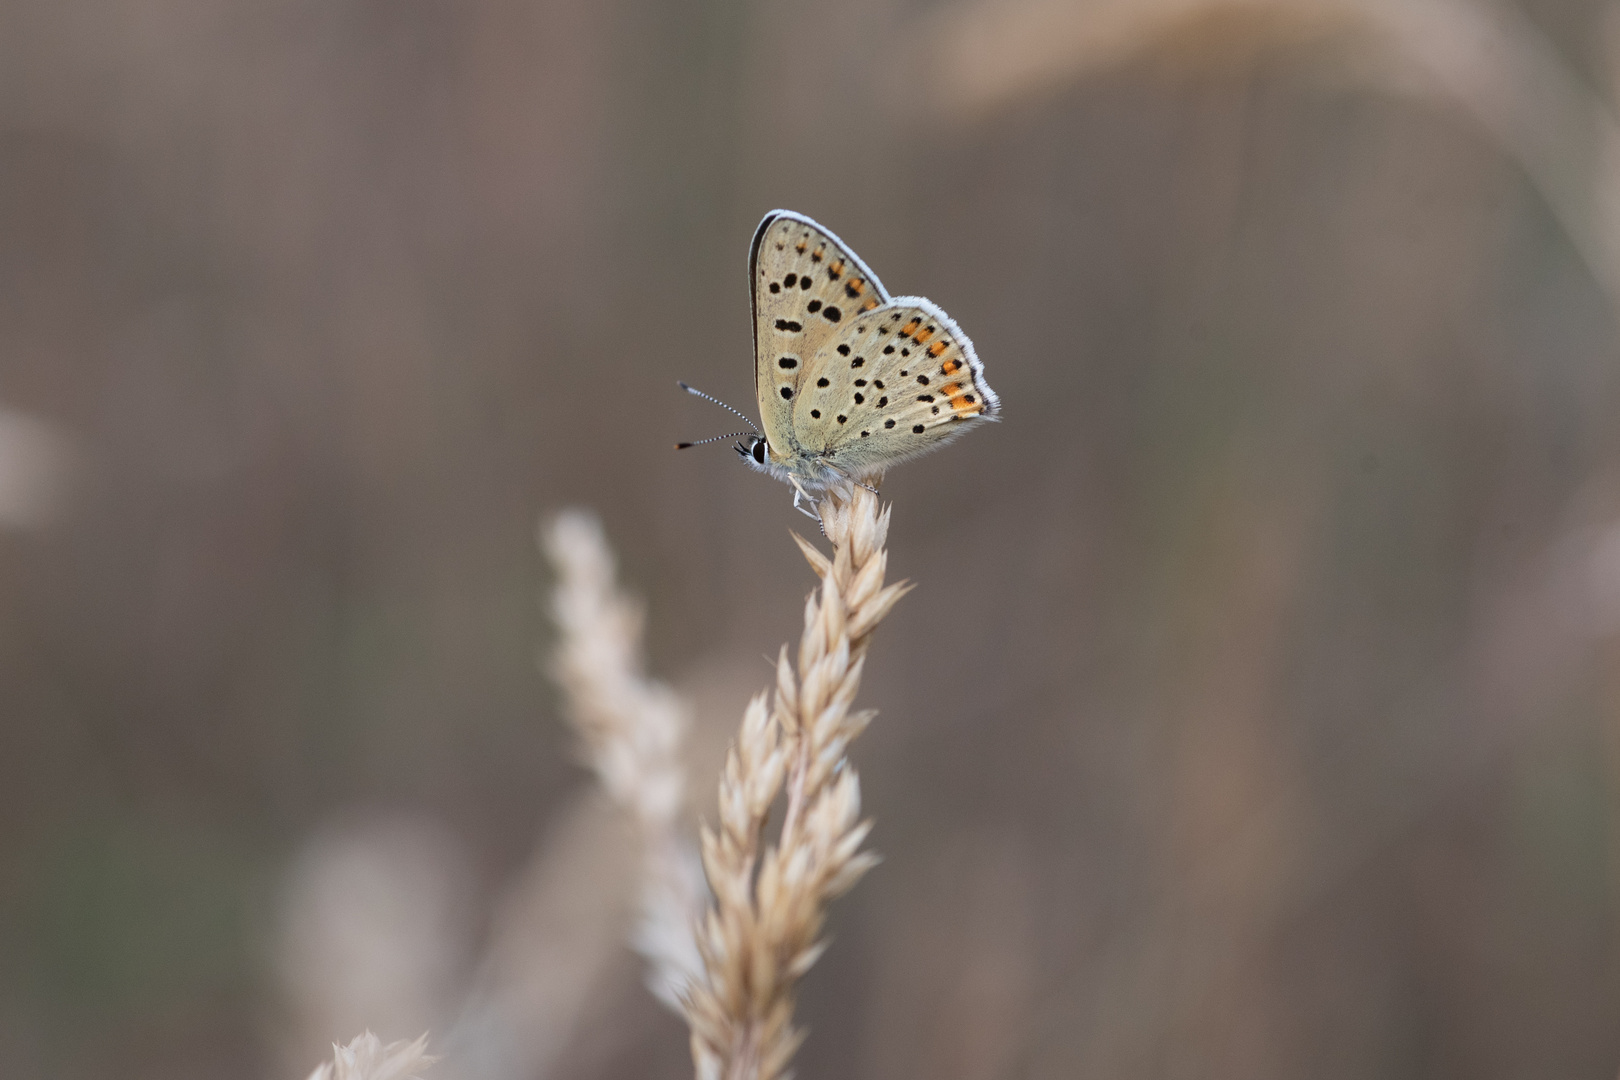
xmin=684 ymin=484 xmax=910 ymax=1080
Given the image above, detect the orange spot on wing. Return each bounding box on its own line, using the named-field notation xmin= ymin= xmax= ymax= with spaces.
xmin=941 ymin=382 xmax=962 ymax=396
xmin=829 ymin=258 xmax=844 ymax=277
xmin=862 ymin=298 xmax=879 ymax=311
xmin=811 ymin=244 xmax=825 ymax=262
xmin=899 ymin=318 xmax=921 ymax=337
xmin=929 ymin=341 xmax=948 ymax=357
xmin=940 ymin=357 xmax=960 ymax=373
xmin=914 ymin=327 xmax=935 ymax=345
xmin=949 ymin=393 xmax=981 ymax=417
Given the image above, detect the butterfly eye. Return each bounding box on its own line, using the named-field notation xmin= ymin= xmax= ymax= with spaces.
xmin=752 ymin=440 xmax=767 ymax=464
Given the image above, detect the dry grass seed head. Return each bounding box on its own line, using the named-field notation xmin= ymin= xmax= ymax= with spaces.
xmin=683 ymin=484 xmax=901 ymax=1080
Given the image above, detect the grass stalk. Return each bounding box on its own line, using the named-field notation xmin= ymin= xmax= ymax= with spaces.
xmin=683 ymin=484 xmax=909 ymax=1080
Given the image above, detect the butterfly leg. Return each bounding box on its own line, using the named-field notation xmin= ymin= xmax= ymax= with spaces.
xmin=790 ymin=480 xmax=821 ymax=521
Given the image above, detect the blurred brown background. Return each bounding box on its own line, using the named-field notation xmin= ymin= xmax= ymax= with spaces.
xmin=4 ymin=0 xmax=1620 ymax=1077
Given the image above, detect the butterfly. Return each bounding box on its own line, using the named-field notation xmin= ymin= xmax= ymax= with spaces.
xmin=680 ymin=210 xmax=999 ymax=506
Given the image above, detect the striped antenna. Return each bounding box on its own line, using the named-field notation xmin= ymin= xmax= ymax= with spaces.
xmin=677 ymin=382 xmax=761 ymax=435
xmin=675 ymin=430 xmax=752 ymax=450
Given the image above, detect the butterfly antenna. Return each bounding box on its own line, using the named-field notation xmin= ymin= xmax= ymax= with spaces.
xmin=677 ymin=381 xmax=761 ymax=435
xmin=675 ymin=430 xmax=752 ymax=450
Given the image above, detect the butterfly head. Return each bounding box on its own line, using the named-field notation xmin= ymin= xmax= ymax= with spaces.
xmin=736 ymin=435 xmax=769 ymax=468
xmin=736 ymin=433 xmax=850 ymax=493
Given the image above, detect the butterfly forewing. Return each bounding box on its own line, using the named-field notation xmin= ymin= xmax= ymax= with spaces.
xmin=751 ymin=212 xmax=891 ymax=461
xmin=791 ymin=298 xmax=999 ymax=480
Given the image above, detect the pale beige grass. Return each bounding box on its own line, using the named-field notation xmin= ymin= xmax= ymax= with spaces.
xmin=305 ymin=1032 xmax=435 ymax=1080
xmin=915 ymin=0 xmax=1620 ymax=311
xmin=683 ymin=484 xmax=908 ymax=1080
xmin=543 ymin=510 xmax=709 ymax=1009
xmin=293 ymin=489 xmax=907 ymax=1080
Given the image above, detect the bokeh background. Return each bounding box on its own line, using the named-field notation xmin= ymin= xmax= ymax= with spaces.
xmin=4 ymin=0 xmax=1620 ymax=1077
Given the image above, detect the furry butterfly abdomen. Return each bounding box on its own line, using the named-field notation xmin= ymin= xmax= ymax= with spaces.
xmin=744 ymin=210 xmax=1000 ymax=490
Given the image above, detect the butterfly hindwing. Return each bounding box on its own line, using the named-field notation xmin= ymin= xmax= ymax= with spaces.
xmin=792 ymin=297 xmax=999 ymax=480
xmin=751 ymin=211 xmax=890 ymax=462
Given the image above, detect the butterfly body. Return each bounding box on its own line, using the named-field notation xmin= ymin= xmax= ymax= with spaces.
xmin=738 ymin=210 xmax=999 ymax=491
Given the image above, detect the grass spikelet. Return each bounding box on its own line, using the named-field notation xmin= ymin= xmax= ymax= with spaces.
xmin=304 ymin=1032 xmax=435 ymax=1080
xmin=542 ymin=509 xmax=708 ymax=1010
xmin=684 ymin=484 xmax=908 ymax=1080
